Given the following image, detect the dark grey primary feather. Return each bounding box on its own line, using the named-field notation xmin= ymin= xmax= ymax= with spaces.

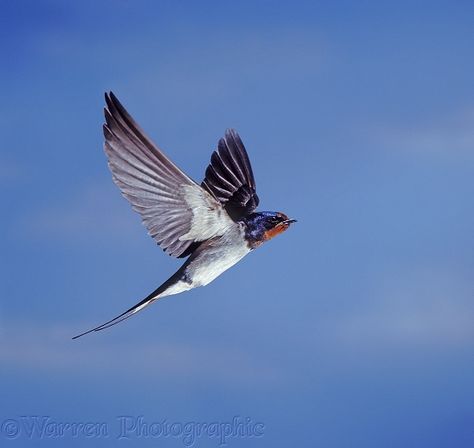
xmin=201 ymin=129 xmax=259 ymax=220
xmin=103 ymin=92 xmax=224 ymax=257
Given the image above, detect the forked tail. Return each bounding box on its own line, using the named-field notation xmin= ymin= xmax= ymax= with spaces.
xmin=72 ymin=269 xmax=184 ymax=339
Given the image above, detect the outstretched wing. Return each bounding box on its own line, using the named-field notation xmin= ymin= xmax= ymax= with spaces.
xmin=103 ymin=92 xmax=233 ymax=257
xmin=201 ymin=129 xmax=259 ymax=220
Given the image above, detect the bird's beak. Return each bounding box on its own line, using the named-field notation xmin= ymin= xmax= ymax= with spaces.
xmin=282 ymin=218 xmax=297 ymax=225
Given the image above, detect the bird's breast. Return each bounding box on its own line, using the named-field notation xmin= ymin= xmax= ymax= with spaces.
xmin=186 ymin=228 xmax=251 ymax=288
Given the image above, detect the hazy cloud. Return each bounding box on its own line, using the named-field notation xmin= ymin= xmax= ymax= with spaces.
xmin=371 ymin=108 xmax=474 ymax=161
xmin=0 ymin=320 xmax=282 ymax=386
xmin=322 ymin=267 xmax=474 ymax=352
xmin=18 ymin=182 xmax=142 ymax=246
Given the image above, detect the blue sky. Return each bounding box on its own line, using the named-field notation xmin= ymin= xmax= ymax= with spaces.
xmin=1 ymin=1 xmax=473 ymax=447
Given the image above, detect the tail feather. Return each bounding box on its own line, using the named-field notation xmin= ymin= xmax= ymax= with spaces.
xmin=72 ymin=270 xmax=184 ymax=339
xmin=72 ymin=296 xmax=156 ymax=339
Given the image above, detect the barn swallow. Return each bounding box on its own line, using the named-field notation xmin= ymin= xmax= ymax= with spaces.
xmin=73 ymin=92 xmax=296 ymax=339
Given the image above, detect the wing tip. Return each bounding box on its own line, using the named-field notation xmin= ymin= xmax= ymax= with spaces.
xmin=225 ymin=128 xmax=238 ymax=140
xmin=104 ymin=90 xmax=116 ymax=100
xmin=104 ymin=91 xmax=113 ymax=109
xmin=104 ymin=91 xmax=124 ymax=121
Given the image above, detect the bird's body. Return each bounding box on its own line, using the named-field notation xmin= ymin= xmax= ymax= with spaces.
xmin=161 ymin=223 xmax=251 ymax=298
xmin=185 ymin=225 xmax=250 ymax=288
xmin=73 ymin=92 xmax=296 ymax=339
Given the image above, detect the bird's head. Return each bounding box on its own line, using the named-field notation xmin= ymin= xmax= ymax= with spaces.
xmin=244 ymin=211 xmax=297 ymax=248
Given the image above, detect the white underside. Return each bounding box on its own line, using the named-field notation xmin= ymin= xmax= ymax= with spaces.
xmin=161 ymin=280 xmax=194 ymax=297
xmin=159 ymin=224 xmax=251 ymax=299
xmin=191 ymin=244 xmax=250 ymax=287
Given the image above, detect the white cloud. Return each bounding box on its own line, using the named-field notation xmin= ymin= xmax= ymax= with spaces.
xmin=18 ymin=182 xmax=143 ymax=245
xmin=0 ymin=320 xmax=282 ymax=386
xmin=30 ymin=23 xmax=325 ymax=119
xmin=371 ymin=108 xmax=474 ymax=161
xmin=321 ymin=267 xmax=474 ymax=352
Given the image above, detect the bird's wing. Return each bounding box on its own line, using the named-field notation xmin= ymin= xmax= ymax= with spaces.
xmin=201 ymin=129 xmax=259 ymax=220
xmin=103 ymin=92 xmax=233 ymax=257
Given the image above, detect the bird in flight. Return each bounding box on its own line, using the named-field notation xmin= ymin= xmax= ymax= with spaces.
xmin=73 ymin=92 xmax=296 ymax=339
